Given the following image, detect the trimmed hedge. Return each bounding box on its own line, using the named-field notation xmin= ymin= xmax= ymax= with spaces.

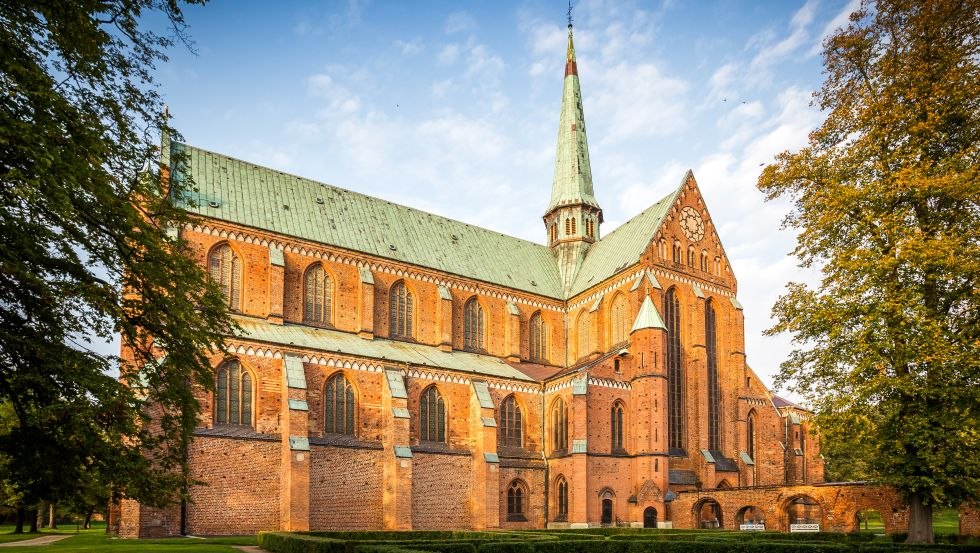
xmin=259 ymin=530 xmax=980 ymax=553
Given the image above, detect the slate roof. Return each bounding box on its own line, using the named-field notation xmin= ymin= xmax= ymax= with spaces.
xmin=568 ymin=176 xmax=684 ymax=296
xmin=171 ymin=142 xmax=564 ymax=298
xmin=230 ymin=315 xmax=538 ymax=382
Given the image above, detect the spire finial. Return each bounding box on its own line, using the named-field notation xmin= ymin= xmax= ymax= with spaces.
xmin=567 ymin=1 xmax=573 ymax=29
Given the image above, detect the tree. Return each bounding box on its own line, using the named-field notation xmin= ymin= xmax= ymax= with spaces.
xmin=0 ymin=0 xmax=232 ymax=521
xmin=758 ymin=0 xmax=980 ymax=543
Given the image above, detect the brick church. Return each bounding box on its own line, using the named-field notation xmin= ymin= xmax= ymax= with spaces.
xmin=116 ymin=25 xmax=824 ymax=537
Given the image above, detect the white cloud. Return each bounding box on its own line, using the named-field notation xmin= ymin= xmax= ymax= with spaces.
xmin=437 ymin=44 xmax=460 ymax=65
xmin=749 ymin=0 xmax=819 ymax=73
xmin=394 ymin=38 xmax=423 ymax=56
xmin=445 ymin=11 xmax=476 ymax=35
xmin=588 ymin=62 xmax=689 ymax=144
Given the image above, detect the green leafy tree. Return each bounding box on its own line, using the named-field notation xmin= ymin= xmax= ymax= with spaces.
xmin=759 ymin=0 xmax=980 ymax=543
xmin=0 ymin=0 xmax=232 ymax=523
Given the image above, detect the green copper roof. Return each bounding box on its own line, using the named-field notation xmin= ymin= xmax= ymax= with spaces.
xmin=546 ymin=27 xmax=600 ymax=215
xmin=231 ymin=315 xmax=536 ymax=382
xmin=172 ymin=142 xmax=563 ymax=298
xmin=568 ymin=175 xmax=685 ymax=296
xmin=631 ymin=295 xmax=667 ymax=333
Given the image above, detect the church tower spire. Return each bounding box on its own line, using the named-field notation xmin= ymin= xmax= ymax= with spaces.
xmin=544 ymin=22 xmax=603 ymax=292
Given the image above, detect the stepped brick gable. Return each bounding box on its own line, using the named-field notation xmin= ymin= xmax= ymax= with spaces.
xmin=113 ymin=24 xmax=929 ymax=538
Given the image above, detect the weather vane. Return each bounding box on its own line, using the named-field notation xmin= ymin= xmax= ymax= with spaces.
xmin=567 ymin=1 xmax=573 ymax=28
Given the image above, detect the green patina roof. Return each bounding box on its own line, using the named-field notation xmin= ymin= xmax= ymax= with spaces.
xmin=172 ymin=142 xmax=563 ymax=298
xmin=232 ymin=315 xmax=536 ymax=382
xmin=546 ymin=27 xmax=599 ymax=215
xmin=630 ymin=295 xmax=667 ymax=333
xmin=568 ymin=174 xmax=686 ymax=296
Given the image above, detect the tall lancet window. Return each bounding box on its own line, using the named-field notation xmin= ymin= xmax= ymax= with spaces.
xmin=209 ymin=243 xmax=242 ymax=311
xmin=665 ymin=288 xmax=684 ymax=452
xmin=389 ymin=281 xmax=413 ymax=339
xmin=706 ymin=300 xmax=721 ymax=451
xmin=529 ymin=312 xmax=547 ymax=362
xmin=464 ymin=298 xmax=485 ymax=351
xmin=610 ymin=294 xmax=629 ymax=346
xmin=215 ymin=360 xmax=252 ymax=427
xmin=324 ymin=373 xmax=355 ymax=435
xmin=304 ymin=264 xmax=332 ymax=326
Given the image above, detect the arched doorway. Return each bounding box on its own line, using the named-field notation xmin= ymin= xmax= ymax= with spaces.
xmin=785 ymin=495 xmax=823 ymax=532
xmin=694 ymin=498 xmax=723 ymax=529
xmin=855 ymin=508 xmax=883 ymax=533
xmin=643 ymin=507 xmax=658 ymax=528
xmin=736 ymin=505 xmax=766 ymax=530
xmin=599 ymin=489 xmax=615 ymax=526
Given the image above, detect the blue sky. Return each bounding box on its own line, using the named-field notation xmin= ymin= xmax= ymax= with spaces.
xmin=152 ymin=0 xmax=860 ymax=396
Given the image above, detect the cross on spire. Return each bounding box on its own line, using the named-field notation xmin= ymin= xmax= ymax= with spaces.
xmin=567 ymin=1 xmax=573 ymax=28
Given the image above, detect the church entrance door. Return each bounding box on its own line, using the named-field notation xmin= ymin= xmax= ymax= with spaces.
xmin=643 ymin=507 xmax=657 ymax=528
xmin=601 ymin=499 xmax=613 ymax=525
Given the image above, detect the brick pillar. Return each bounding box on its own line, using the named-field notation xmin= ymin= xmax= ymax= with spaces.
xmin=630 ymin=321 xmax=669 ymax=526
xmin=960 ymin=504 xmax=980 ymax=536
xmin=570 ymin=376 xmax=589 ymax=527
xmin=280 ymin=354 xmax=310 ymax=531
xmin=688 ymin=287 xmax=707 ymax=484
xmin=437 ymin=285 xmax=453 ymax=351
xmin=506 ymin=302 xmax=521 ymax=362
xmin=268 ymin=246 xmax=284 ymax=324
xmin=470 ymin=380 xmax=499 ymax=528
xmin=382 ymin=367 xmax=412 ymax=529
xmin=358 ymin=267 xmax=375 ymax=339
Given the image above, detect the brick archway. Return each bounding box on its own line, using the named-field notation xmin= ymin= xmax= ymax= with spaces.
xmin=668 ymin=483 xmax=910 ymax=534
xmin=692 ymin=497 xmax=724 ymax=529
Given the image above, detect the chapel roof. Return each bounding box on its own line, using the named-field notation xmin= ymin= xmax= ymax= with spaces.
xmin=171 ymin=142 xmax=565 ymax=298
xmin=170 ymin=141 xmax=681 ymax=302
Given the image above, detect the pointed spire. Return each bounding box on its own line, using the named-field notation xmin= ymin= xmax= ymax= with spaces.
xmin=631 ymin=295 xmax=667 ymax=333
xmin=546 ymin=23 xmax=600 ymax=216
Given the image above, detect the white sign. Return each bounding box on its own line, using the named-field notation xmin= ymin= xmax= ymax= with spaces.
xmin=740 ymin=523 xmax=766 ymax=531
xmin=790 ymin=523 xmax=821 ymax=533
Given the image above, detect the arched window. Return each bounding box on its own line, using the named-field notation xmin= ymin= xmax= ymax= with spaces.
xmin=507 ymin=480 xmax=528 ymax=521
xmin=389 ymin=281 xmax=413 ymax=339
xmin=529 ymin=312 xmax=547 ymax=362
xmin=304 ymin=264 xmax=333 ymax=325
xmin=665 ymin=288 xmax=684 ymax=452
xmin=576 ymin=311 xmax=590 ymax=360
xmin=701 ymin=250 xmax=709 ymax=272
xmin=658 ymin=238 xmax=668 ymax=259
xmin=499 ymin=395 xmax=523 ymax=448
xmin=551 ymin=397 xmax=568 ymax=451
xmin=706 ymin=301 xmax=721 ymax=451
xmin=611 ymin=402 xmax=625 ymax=452
xmin=208 ymin=243 xmax=242 ymax=311
xmin=464 ymin=297 xmax=485 ymax=351
xmin=324 ymin=373 xmax=355 ymax=435
xmin=565 ymin=218 xmax=571 ymax=235
xmin=687 ymin=245 xmax=696 ymax=267
xmin=555 ymin=476 xmax=569 ymax=522
xmin=714 ymin=257 xmax=721 ymax=275
xmin=610 ymin=295 xmax=629 ymax=346
xmin=571 ymin=218 xmax=577 ymax=234
xmin=672 ymin=240 xmax=682 ymax=263
xmin=215 ymin=360 xmax=252 ymax=426
xmin=419 ymin=386 xmax=446 ymax=442
xmin=746 ymin=411 xmax=756 ymax=461
xmin=551 ymin=223 xmax=558 ymax=242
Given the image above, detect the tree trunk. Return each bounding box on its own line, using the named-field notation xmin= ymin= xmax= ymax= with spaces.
xmin=14 ymin=507 xmax=25 ymax=534
xmin=83 ymin=508 xmax=94 ymax=530
xmin=29 ymin=508 xmax=38 ymax=533
xmin=47 ymin=502 xmax=57 ymax=529
xmin=907 ymin=492 xmax=934 ymax=544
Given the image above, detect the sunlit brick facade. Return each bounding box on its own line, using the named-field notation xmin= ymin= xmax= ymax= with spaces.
xmin=115 ymin=25 xmax=832 ymax=537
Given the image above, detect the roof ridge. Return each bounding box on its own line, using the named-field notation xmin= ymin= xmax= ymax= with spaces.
xmin=172 ymin=141 xmax=555 ymax=251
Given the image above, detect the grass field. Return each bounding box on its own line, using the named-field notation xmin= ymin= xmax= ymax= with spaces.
xmin=0 ymin=523 xmax=255 ymax=552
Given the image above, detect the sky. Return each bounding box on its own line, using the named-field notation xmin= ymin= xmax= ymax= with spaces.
xmin=146 ymin=0 xmax=861 ymax=398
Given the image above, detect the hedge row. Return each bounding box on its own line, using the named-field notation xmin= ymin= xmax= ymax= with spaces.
xmin=257 ymin=531 xmax=980 ymax=553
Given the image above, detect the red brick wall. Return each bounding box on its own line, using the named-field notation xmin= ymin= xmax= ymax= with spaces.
xmin=411 ymin=453 xmax=472 ymax=529
xmin=498 ymin=467 xmax=546 ymax=529
xmin=185 ymin=436 xmax=281 ymax=535
xmin=309 ymin=445 xmax=384 ymax=529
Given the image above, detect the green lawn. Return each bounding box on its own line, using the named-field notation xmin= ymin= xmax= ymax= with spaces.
xmin=933 ymin=508 xmax=961 ymax=534
xmin=0 ymin=523 xmax=255 ymax=552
